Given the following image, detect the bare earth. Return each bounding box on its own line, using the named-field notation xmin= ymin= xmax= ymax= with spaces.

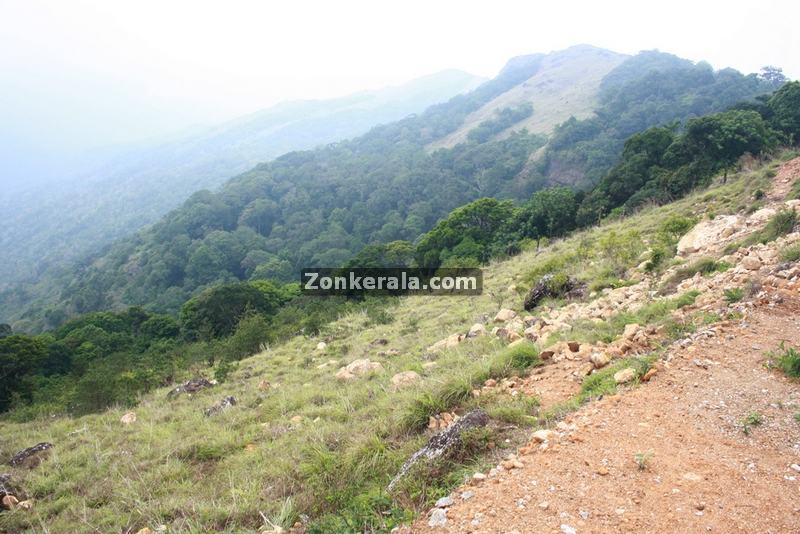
xmin=413 ymin=295 xmax=800 ymax=533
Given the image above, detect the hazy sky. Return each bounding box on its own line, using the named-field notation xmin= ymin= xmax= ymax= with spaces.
xmin=1 ymin=0 xmax=798 ymax=161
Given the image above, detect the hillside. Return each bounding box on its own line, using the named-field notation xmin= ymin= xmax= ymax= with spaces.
xmin=2 ymin=151 xmax=799 ymax=533
xmin=428 ymin=45 xmax=628 ymax=149
xmin=0 ymin=69 xmax=484 ymax=288
xmin=1 ymin=47 xmax=779 ymax=332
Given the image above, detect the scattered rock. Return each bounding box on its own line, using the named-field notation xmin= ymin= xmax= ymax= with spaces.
xmin=435 ymin=496 xmax=454 ymax=508
xmin=204 ymin=396 xmax=237 ymax=417
xmin=167 ymin=377 xmax=215 ymax=398
xmin=2 ymin=494 xmax=18 ymax=510
xmin=9 ymin=443 xmax=53 ymax=468
xmin=428 ymin=333 xmax=465 ymax=352
xmin=540 ymin=350 xmax=555 ymax=361
xmin=641 ymin=368 xmax=658 ymax=382
xmin=120 ymin=411 xmax=137 ymax=425
xmin=335 ymin=359 xmax=384 ymax=380
xmin=531 ymin=429 xmax=553 ymax=443
xmin=135 ymin=529 xmax=153 ymax=534
xmin=538 ymin=501 xmax=549 ymax=510
xmin=494 ymin=309 xmax=517 ymax=322
xmin=590 ymin=352 xmax=611 ymax=369
xmin=742 ymin=256 xmax=762 ymax=270
xmin=391 ymin=371 xmax=421 ymax=389
xmin=567 ymin=341 xmax=580 ymax=352
xmin=471 ymin=472 xmax=487 ymax=484
xmin=428 ymin=507 xmax=448 ymax=527
xmin=388 ymin=410 xmax=490 ymax=492
xmin=467 ymin=323 xmax=487 ymax=338
xmin=315 ymin=341 xmax=327 ymax=351
xmin=460 ymin=490 xmax=474 ymax=500
xmin=613 ymin=367 xmax=637 ymax=384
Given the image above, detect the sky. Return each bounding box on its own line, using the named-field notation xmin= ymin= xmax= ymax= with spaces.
xmin=1 ymin=0 xmax=798 ymax=183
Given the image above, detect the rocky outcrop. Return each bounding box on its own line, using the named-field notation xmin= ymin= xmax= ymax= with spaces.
xmin=9 ymin=443 xmax=53 ymax=468
xmin=204 ymin=396 xmax=237 ymax=416
xmin=388 ymin=409 xmax=490 ymax=492
xmin=523 ymin=274 xmax=585 ymax=311
xmin=677 ymin=215 xmax=743 ymax=256
xmin=167 ymin=377 xmax=216 ymax=398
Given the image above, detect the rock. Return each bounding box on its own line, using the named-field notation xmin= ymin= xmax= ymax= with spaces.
xmin=435 ymin=496 xmax=454 ymax=508
xmin=531 ymin=429 xmax=553 ymax=443
xmin=258 ymin=379 xmax=271 ymax=391
xmin=494 ymin=308 xmax=517 ymax=322
xmin=506 ymin=331 xmax=522 ymax=342
xmin=590 ymin=352 xmax=611 ymax=369
xmin=2 ymin=494 xmax=18 ymax=510
xmin=523 ymin=315 xmax=537 ymax=327
xmin=460 ymin=490 xmax=474 ymax=500
xmin=567 ymin=341 xmax=580 ymax=352
xmin=315 ymin=341 xmax=327 ymax=351
xmin=471 ymin=472 xmax=487 ymax=484
xmin=336 ymin=358 xmax=384 ymax=380
xmin=523 ymin=326 xmax=538 ymax=341
xmin=560 ymin=525 xmax=577 ymax=534
xmin=0 ymin=473 xmax=24 ymax=503
xmin=135 ymin=529 xmax=153 ymax=534
xmin=539 ymin=350 xmax=555 ymax=361
xmin=290 ymin=415 xmax=303 ymax=424
xmin=622 ymin=323 xmax=640 ymax=341
xmin=167 ymin=377 xmax=215 ymax=398
xmin=742 ymin=256 xmax=762 ymax=270
xmin=9 ymin=443 xmax=53 ymax=468
xmin=388 ymin=410 xmax=490 ymax=492
xmin=641 ymin=368 xmax=658 ymax=382
xmin=391 ymin=371 xmax=421 ymax=389
xmin=120 ymin=411 xmax=137 ymax=425
xmin=614 ymin=367 xmax=637 ymax=384
xmin=428 ymin=507 xmax=448 ymax=527
xmin=428 ymin=333 xmax=464 ymax=352
xmin=204 ymin=396 xmax=237 ymax=417
xmin=576 ymin=363 xmax=594 ymax=376
xmin=467 ymin=323 xmax=487 ymax=338
xmin=747 ymin=207 xmax=777 ymax=225
xmin=677 ymin=215 xmax=742 ymax=256
xmin=369 ymin=338 xmax=389 ymax=347
xmin=523 ymin=274 xmax=585 ymax=311
xmin=422 ymin=362 xmax=438 ymax=370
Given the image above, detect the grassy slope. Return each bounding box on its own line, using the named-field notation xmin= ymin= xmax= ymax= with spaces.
xmin=0 ymin=154 xmax=789 ymax=533
xmin=428 ymin=45 xmax=628 ymax=151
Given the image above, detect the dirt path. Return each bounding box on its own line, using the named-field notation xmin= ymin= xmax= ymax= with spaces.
xmin=413 ymin=295 xmax=800 ymax=533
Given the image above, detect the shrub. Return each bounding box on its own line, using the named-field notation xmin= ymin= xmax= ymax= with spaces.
xmin=743 ymin=209 xmax=797 ymax=246
xmin=724 ymin=287 xmax=745 ymax=303
xmin=780 ymin=243 xmax=800 ymax=262
xmin=772 ymin=343 xmax=800 ymax=377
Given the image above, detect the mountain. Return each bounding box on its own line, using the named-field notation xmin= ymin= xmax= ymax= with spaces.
xmin=1 ymin=46 xmax=781 ymax=331
xmin=0 ymin=69 xmax=484 ymax=287
xmin=428 ymin=44 xmax=629 ymax=149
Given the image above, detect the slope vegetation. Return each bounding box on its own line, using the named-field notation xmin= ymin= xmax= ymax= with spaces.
xmin=2 ymin=152 xmax=799 ymax=533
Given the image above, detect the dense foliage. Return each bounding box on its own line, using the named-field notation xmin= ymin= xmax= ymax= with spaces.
xmin=3 ymin=51 xmax=780 ymax=333
xmin=541 ymin=52 xmax=782 ymax=187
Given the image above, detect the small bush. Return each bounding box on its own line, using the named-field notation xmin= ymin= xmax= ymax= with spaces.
xmin=661 ymin=258 xmax=729 ymax=294
xmin=724 ymin=287 xmax=745 ymax=303
xmin=781 ymin=243 xmax=800 ymax=263
xmin=743 ymin=209 xmax=797 ymax=246
xmin=772 ymin=343 xmax=800 ymax=378
xmin=741 ymin=411 xmax=764 ymax=435
xmin=634 ymin=450 xmax=654 ymax=471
